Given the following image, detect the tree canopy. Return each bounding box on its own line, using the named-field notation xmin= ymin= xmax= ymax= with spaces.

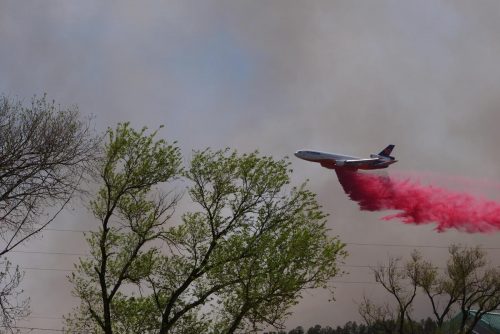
xmin=65 ymin=123 xmax=346 ymax=334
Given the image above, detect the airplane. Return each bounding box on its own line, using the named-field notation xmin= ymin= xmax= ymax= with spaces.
xmin=294 ymin=145 xmax=397 ymax=170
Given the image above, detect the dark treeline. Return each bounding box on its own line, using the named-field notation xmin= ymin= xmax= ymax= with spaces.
xmin=266 ymin=317 xmax=437 ymax=334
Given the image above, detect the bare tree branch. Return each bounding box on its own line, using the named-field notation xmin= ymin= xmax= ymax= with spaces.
xmin=0 ymin=94 xmax=98 ymax=330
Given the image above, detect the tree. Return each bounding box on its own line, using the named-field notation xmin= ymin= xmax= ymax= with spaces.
xmin=410 ymin=249 xmax=461 ymax=332
xmin=446 ymin=245 xmax=500 ymax=334
xmin=0 ymin=95 xmax=97 ymax=255
xmin=307 ymin=325 xmax=322 ymax=334
xmin=0 ymin=260 xmax=26 ymax=332
xmin=358 ymin=296 xmax=396 ymax=334
xmin=0 ymin=94 xmax=97 ymax=329
xmin=65 ymin=124 xmax=346 ymax=334
xmin=412 ymin=245 xmax=500 ymax=334
xmin=65 ymin=123 xmax=182 ymax=334
xmin=360 ymin=245 xmax=500 ymax=334
xmin=289 ymin=327 xmax=305 ymax=334
xmin=288 ymin=319 xmax=436 ymax=334
xmin=421 ymin=318 xmax=437 ymax=334
xmin=366 ymin=255 xmax=420 ymax=334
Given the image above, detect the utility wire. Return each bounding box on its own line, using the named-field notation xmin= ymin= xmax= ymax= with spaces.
xmin=11 ymin=250 xmax=87 ymax=256
xmin=22 ymin=267 xmax=74 ymax=272
xmin=42 ymin=228 xmax=500 ymax=249
xmin=13 ymin=263 xmax=446 ymax=273
xmin=345 ymin=242 xmax=500 ymax=250
xmin=11 ymin=242 xmax=500 ymax=259
xmin=11 ymin=326 xmax=64 ymax=332
xmin=44 ymin=228 xmax=88 ymax=233
xmin=0 ymin=325 xmax=88 ymax=333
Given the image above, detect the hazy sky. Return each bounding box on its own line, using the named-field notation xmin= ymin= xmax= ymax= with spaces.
xmin=2 ymin=1 xmax=500 ymax=332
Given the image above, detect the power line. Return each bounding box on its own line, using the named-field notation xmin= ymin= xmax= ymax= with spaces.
xmin=44 ymin=228 xmax=89 ymax=233
xmin=41 ymin=228 xmax=500 ymax=250
xmin=22 ymin=266 xmax=74 ymax=272
xmin=14 ymin=265 xmax=371 ymax=273
xmin=14 ymin=264 xmax=438 ymax=273
xmin=27 ymin=315 xmax=64 ymax=320
xmin=12 ymin=326 xmax=64 ymax=332
xmin=9 ymin=243 xmax=500 ymax=261
xmin=11 ymin=250 xmax=87 ymax=256
xmin=1 ymin=325 xmax=87 ymax=333
xmin=333 ymin=280 xmax=378 ymax=285
xmin=345 ymin=242 xmax=500 ymax=250
xmin=6 ymin=249 xmax=495 ymax=272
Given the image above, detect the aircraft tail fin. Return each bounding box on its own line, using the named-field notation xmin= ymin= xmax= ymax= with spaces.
xmin=378 ymin=145 xmax=395 ymax=157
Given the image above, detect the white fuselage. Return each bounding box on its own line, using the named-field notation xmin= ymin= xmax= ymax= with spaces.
xmin=294 ymin=149 xmax=397 ymax=170
xmin=295 ymin=151 xmax=358 ymax=161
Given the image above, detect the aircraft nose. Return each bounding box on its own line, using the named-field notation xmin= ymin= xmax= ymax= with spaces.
xmin=295 ymin=151 xmax=308 ymax=160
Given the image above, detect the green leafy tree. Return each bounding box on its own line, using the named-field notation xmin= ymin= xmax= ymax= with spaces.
xmin=65 ymin=123 xmax=182 ymax=334
xmin=142 ymin=149 xmax=345 ymax=334
xmin=65 ymin=125 xmax=346 ymax=334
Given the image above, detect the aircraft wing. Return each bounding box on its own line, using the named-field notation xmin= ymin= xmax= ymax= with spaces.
xmin=343 ymin=158 xmax=379 ymax=167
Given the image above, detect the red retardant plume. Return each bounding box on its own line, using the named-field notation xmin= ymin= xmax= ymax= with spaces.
xmin=335 ymin=170 xmax=500 ymax=233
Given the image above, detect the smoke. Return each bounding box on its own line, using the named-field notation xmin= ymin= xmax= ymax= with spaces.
xmin=335 ymin=169 xmax=500 ymax=233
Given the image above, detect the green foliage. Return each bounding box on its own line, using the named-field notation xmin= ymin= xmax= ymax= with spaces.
xmin=91 ymin=123 xmax=181 ymax=221
xmin=66 ymin=123 xmax=182 ymax=334
xmin=66 ymin=126 xmax=346 ymax=334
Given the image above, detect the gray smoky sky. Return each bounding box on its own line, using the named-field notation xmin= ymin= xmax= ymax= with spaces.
xmin=2 ymin=0 xmax=500 ymax=331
